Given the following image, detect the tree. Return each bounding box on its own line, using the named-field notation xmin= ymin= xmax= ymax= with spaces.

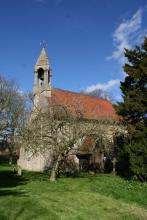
xmin=0 ymin=74 xmax=27 ymax=162
xmin=115 ymin=38 xmax=147 ymax=181
xmin=23 ymin=103 xmax=97 ymax=181
xmin=22 ymin=99 xmax=120 ymax=181
xmin=81 ymin=89 xmax=112 ymax=101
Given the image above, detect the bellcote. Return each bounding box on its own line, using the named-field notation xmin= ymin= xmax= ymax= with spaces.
xmin=33 ymin=47 xmax=51 ymax=97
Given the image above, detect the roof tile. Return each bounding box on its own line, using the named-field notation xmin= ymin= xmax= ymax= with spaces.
xmin=48 ymin=88 xmax=118 ymax=120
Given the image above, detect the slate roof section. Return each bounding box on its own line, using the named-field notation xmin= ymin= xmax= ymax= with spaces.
xmin=48 ymin=88 xmax=118 ymax=120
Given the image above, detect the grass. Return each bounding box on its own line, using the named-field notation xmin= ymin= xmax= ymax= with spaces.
xmin=0 ymin=162 xmax=147 ymax=220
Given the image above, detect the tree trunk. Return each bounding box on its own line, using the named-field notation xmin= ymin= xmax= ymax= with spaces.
xmin=17 ymin=165 xmax=22 ymax=176
xmin=50 ymin=156 xmax=61 ymax=182
xmin=112 ymin=157 xmax=117 ymax=175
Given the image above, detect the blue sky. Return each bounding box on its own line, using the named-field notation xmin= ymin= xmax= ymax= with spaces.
xmin=0 ymin=0 xmax=147 ymax=101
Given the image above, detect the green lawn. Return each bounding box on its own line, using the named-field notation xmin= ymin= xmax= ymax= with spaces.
xmin=0 ymin=162 xmax=147 ymax=220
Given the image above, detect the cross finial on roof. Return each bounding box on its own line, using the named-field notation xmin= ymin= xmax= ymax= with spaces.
xmin=40 ymin=40 xmax=48 ymax=48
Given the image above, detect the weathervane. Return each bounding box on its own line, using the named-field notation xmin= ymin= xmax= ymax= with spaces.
xmin=40 ymin=40 xmax=48 ymax=48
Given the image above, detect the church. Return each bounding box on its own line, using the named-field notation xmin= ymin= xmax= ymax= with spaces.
xmin=18 ymin=47 xmax=121 ymax=173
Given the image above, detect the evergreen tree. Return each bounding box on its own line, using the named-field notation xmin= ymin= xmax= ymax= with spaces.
xmin=116 ymin=38 xmax=147 ymax=181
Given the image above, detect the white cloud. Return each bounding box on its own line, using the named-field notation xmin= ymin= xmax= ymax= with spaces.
xmin=84 ymin=79 xmax=120 ymax=93
xmin=84 ymin=7 xmax=147 ymax=102
xmin=115 ymin=95 xmax=123 ymax=102
xmin=107 ymin=8 xmax=147 ymax=63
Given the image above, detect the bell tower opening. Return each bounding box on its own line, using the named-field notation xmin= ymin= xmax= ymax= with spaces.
xmin=38 ymin=68 xmax=44 ymax=80
xmin=38 ymin=68 xmax=44 ymax=90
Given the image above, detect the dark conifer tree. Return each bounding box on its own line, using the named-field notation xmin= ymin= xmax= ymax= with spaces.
xmin=116 ymin=38 xmax=147 ymax=181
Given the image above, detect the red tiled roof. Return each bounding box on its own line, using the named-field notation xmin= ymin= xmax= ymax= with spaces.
xmin=48 ymin=88 xmax=118 ymax=120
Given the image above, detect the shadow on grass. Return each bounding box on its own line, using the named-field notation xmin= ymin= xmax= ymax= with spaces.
xmin=0 ymin=162 xmax=28 ymax=197
xmin=0 ymin=169 xmax=28 ymax=188
xmin=0 ymin=189 xmax=26 ymax=197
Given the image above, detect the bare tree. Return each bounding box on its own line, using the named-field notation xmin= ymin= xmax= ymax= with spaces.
xmin=22 ymin=97 xmax=122 ymax=181
xmin=0 ymin=74 xmax=28 ymax=163
xmin=81 ymin=88 xmax=112 ymax=101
